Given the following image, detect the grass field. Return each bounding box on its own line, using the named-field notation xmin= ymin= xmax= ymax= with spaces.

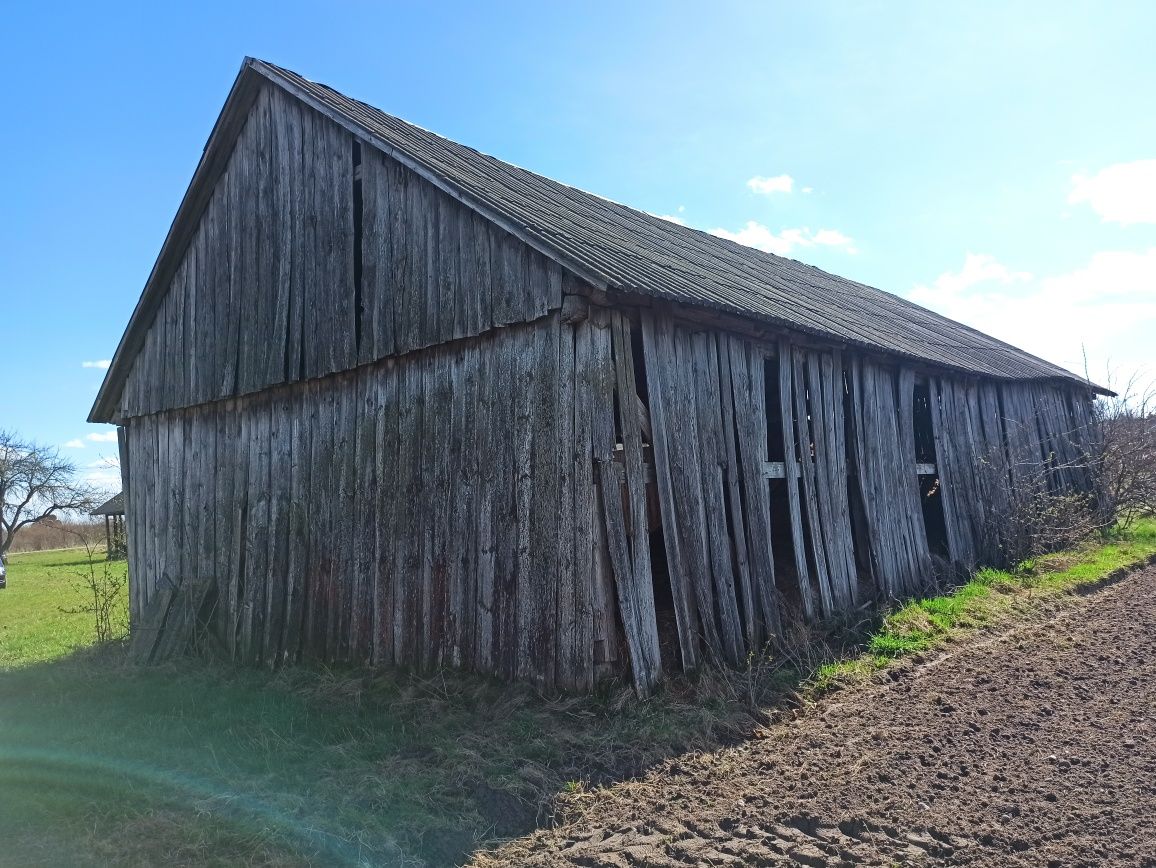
xmin=0 ymin=548 xmax=129 ymax=668
xmin=0 ymin=549 xmax=752 ymax=867
xmin=2 ymin=523 xmax=1154 ymax=866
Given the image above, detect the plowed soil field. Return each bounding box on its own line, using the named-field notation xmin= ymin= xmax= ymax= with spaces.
xmin=486 ymin=565 xmax=1156 ymax=867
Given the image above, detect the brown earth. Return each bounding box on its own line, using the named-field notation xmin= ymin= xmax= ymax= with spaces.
xmin=481 ymin=565 xmax=1156 ymax=867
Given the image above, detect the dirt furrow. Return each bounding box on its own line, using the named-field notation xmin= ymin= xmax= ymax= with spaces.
xmin=485 ymin=566 xmax=1156 ymax=866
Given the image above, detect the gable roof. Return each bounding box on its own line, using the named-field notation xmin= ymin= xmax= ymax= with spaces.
xmin=91 ymin=58 xmax=1099 ymax=421
xmin=91 ymin=492 xmax=124 ymax=516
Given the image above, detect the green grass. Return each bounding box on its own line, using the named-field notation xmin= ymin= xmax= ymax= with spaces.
xmin=0 ymin=547 xmax=129 ymax=668
xmin=814 ymin=517 xmax=1156 ymax=690
xmin=0 ymin=550 xmax=771 ymax=866
xmin=3 ymin=522 xmax=1154 ymax=866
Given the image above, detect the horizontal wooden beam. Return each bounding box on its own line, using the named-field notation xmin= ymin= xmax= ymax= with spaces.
xmin=609 ymin=454 xmax=938 ymax=483
xmin=756 ymin=461 xmax=939 ymax=479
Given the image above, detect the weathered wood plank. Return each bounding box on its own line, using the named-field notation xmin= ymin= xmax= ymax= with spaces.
xmin=670 ymin=323 xmax=722 ymax=660
xmin=601 ymin=311 xmax=661 ymax=693
xmin=241 ymin=393 xmax=271 ymax=662
xmin=351 ymin=369 xmax=378 ymax=663
xmin=283 ymin=384 xmax=311 ymax=662
xmin=692 ymin=330 xmax=744 ymax=663
xmin=446 ymin=342 xmax=473 ymax=670
xmin=425 ymin=350 xmax=450 ymax=668
xmin=638 ymin=310 xmax=701 ymax=671
xmin=511 ymin=323 xmax=536 ymax=682
xmin=527 ymin=316 xmax=560 ymax=689
xmin=438 ymin=192 xmax=460 ymax=343
xmin=473 ymin=337 xmax=498 ymax=673
xmin=373 ymin=360 xmax=399 ymax=665
xmin=778 ymin=341 xmax=815 ymax=619
xmin=716 ymin=334 xmax=758 ymax=649
xmin=727 ymin=336 xmax=780 ymax=643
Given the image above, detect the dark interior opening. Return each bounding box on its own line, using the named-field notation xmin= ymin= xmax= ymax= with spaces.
xmin=912 ymin=379 xmax=951 ymax=557
xmin=920 ymin=475 xmax=951 ymax=557
xmin=763 ymin=354 xmax=786 ymax=462
xmin=912 ymin=379 xmax=937 ymax=464
xmin=351 ymin=140 xmax=365 ymax=358
xmin=763 ymin=353 xmax=803 ymax=613
xmin=630 ymin=323 xmax=649 ymax=419
xmin=767 ymin=478 xmax=802 ymax=611
xmin=648 ymin=528 xmax=681 ymax=672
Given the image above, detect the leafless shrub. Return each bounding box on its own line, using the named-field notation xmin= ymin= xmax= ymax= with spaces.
xmin=58 ymin=530 xmax=128 ymax=643
xmin=976 ymin=433 xmax=1100 ymax=567
xmin=1088 ymin=372 xmax=1156 ymax=532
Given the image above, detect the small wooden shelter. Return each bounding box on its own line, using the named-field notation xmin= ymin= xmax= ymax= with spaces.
xmin=91 ymin=59 xmax=1103 ymax=693
xmin=90 ymin=492 xmax=126 ymax=559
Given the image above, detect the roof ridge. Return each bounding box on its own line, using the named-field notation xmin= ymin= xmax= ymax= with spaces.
xmin=250 ymin=60 xmax=1094 ymax=388
xmin=91 ymin=58 xmax=1103 ymax=423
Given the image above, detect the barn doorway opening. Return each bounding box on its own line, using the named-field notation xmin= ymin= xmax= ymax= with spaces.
xmin=763 ymin=353 xmax=804 ymax=612
xmin=912 ymin=380 xmax=950 ymax=556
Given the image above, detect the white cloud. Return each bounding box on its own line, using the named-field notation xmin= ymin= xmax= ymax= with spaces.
xmin=84 ymin=468 xmax=122 ymax=489
xmin=911 ymin=253 xmax=1032 ymax=299
xmin=64 ymin=439 xmax=86 ymax=449
xmin=82 ymin=360 xmax=112 ymax=369
xmin=710 ymin=221 xmax=856 ymax=257
xmin=1069 ymin=160 xmax=1156 ymax=225
xmin=811 ymin=229 xmax=853 ymax=247
xmin=802 ymin=186 xmax=814 ymax=194
xmin=86 ymin=431 xmax=119 ymax=443
xmin=653 ymin=213 xmax=688 ymax=226
xmin=747 ymin=174 xmax=794 ymax=195
xmin=908 ymin=248 xmax=1156 ymax=379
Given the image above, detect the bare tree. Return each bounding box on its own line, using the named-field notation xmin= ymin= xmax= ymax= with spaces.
xmin=0 ymin=430 xmax=102 ymax=558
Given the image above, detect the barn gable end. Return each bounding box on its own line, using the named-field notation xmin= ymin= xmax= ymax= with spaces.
xmin=107 ymin=78 xmax=564 ymax=422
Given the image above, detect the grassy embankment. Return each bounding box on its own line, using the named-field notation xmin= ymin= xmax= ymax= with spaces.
xmin=1 ymin=520 xmax=1154 ymax=866
xmin=815 ymin=517 xmax=1156 ymax=688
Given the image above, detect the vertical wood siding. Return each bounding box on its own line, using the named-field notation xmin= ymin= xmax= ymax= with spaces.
xmin=847 ymin=358 xmax=932 ymax=598
xmin=637 ymin=309 xmax=1098 ymax=679
xmin=116 ymin=84 xmax=562 ymax=420
xmin=640 ymin=312 xmax=789 ymax=666
xmin=932 ymin=378 xmax=1098 ymax=569
xmin=123 ymin=314 xmax=602 ymax=692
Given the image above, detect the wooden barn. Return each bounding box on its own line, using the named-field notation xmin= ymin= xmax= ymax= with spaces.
xmin=92 ymin=59 xmax=1101 ymax=694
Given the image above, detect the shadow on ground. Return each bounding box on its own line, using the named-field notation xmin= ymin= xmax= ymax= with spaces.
xmin=0 ymin=618 xmax=875 ymax=867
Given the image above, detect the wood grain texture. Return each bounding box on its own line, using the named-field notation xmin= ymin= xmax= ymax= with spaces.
xmin=122 ymin=314 xmax=605 ymax=685
xmin=115 ymin=84 xmax=562 ymax=422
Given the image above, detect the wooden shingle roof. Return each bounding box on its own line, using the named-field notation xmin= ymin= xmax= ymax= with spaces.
xmin=91 ymin=493 xmax=124 ymax=516
xmin=91 ymin=58 xmax=1099 ymax=423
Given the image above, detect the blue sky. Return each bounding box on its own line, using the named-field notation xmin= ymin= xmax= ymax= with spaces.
xmin=4 ymin=1 xmax=1155 ymax=492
